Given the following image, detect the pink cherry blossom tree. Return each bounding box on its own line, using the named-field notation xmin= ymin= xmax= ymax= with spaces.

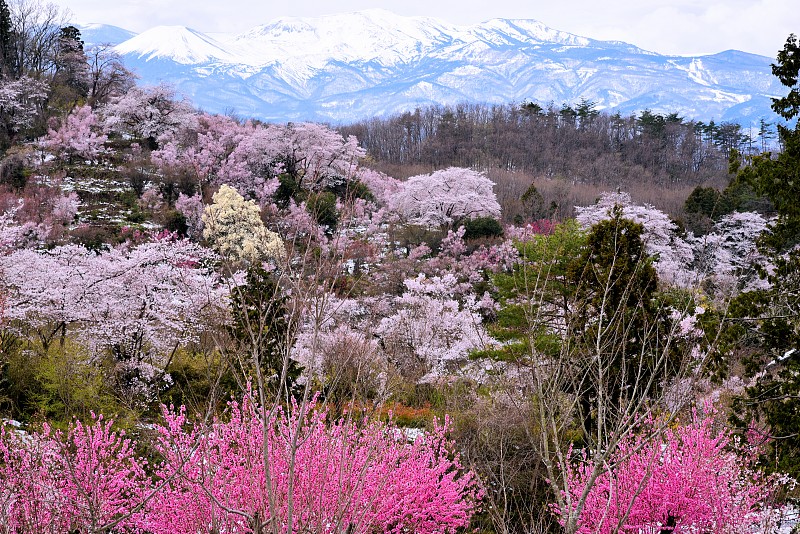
xmin=41 ymin=105 xmax=107 ymax=163
xmin=0 ymin=235 xmax=226 ymax=360
xmin=101 ymin=83 xmax=197 ymax=147
xmin=691 ymin=211 xmax=771 ymax=298
xmin=175 ymin=192 xmax=205 ymax=239
xmin=377 ymin=273 xmax=496 ymax=380
xmin=389 ymin=167 xmax=501 ymax=228
xmin=274 ymin=122 xmax=365 ymax=192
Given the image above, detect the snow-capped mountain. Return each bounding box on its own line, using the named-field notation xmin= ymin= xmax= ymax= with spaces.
xmin=83 ymin=10 xmax=785 ymax=124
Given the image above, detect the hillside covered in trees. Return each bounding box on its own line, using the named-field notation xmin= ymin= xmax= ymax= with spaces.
xmin=340 ymin=100 xmax=776 ymax=221
xmin=0 ymin=1 xmax=799 ymax=532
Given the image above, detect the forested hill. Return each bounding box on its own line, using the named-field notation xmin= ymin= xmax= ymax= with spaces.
xmin=340 ymin=103 xmax=758 ymax=219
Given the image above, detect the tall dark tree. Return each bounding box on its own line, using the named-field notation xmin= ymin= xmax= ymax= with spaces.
xmin=729 ymin=33 xmax=800 ymax=480
xmin=0 ymin=0 xmax=13 ymax=77
xmin=50 ymin=25 xmax=89 ymax=109
xmin=229 ymin=266 xmax=301 ymax=400
xmin=566 ymin=211 xmax=660 ymax=436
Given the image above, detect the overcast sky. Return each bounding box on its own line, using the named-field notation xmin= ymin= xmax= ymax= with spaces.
xmin=53 ymin=0 xmax=797 ymax=58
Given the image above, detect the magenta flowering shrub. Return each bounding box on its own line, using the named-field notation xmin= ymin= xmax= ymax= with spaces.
xmin=0 ymin=398 xmax=481 ymax=534
xmin=559 ymin=410 xmax=780 ymax=534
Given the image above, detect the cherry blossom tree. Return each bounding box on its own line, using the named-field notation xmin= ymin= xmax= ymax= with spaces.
xmin=41 ymin=104 xmax=107 ymax=163
xmin=289 ymin=293 xmax=388 ymax=399
xmin=575 ymin=191 xmax=695 ymax=287
xmin=151 ymin=114 xmax=368 ymax=208
xmin=691 ymin=211 xmax=771 ymax=297
xmin=389 ymin=167 xmax=501 ymax=228
xmin=273 ymin=122 xmax=365 ymax=192
xmin=377 ymin=273 xmax=496 ymax=380
xmin=356 ymin=167 xmax=400 ymax=205
xmin=151 ymin=113 xmax=261 ymax=192
xmin=85 ymin=43 xmax=136 ymax=106
xmin=101 ymin=83 xmax=197 ymax=147
xmin=559 ymin=409 xmax=780 ymax=534
xmin=0 ymin=75 xmax=48 ymax=143
xmin=175 ymin=192 xmax=205 ymax=239
xmin=0 ymin=235 xmax=226 ymax=362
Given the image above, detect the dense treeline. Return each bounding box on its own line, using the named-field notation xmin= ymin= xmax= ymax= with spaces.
xmin=340 ymin=102 xmax=761 ymax=184
xmin=340 ymin=102 xmax=775 ymax=220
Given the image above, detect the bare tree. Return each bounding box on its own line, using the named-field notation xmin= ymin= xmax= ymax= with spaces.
xmin=8 ymin=0 xmax=67 ymax=79
xmin=85 ymin=43 xmax=136 ymax=107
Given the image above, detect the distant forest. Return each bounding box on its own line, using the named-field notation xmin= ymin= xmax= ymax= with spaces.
xmin=340 ymin=102 xmax=778 ymax=220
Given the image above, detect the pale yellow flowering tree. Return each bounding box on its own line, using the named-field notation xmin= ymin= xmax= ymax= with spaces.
xmin=202 ymin=185 xmax=285 ymax=264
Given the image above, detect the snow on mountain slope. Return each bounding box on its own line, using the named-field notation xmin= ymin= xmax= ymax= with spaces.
xmin=110 ymin=10 xmax=785 ymax=124
xmin=115 ymin=26 xmax=235 ymax=64
xmin=77 ymin=23 xmax=137 ymax=48
xmin=226 ymin=9 xmax=469 ymax=68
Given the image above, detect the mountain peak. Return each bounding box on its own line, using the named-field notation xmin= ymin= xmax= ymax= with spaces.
xmin=111 ymin=10 xmax=782 ymax=124
xmin=114 ymin=25 xmax=233 ymax=64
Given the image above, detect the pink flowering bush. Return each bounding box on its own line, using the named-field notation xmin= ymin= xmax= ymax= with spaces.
xmin=144 ymin=396 xmax=479 ymax=534
xmin=0 ymin=416 xmax=149 ymax=533
xmin=559 ymin=409 xmax=780 ymax=534
xmin=0 ymin=398 xmax=480 ymax=534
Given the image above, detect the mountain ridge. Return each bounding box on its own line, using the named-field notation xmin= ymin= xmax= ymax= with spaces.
xmin=77 ymin=11 xmax=785 ymax=124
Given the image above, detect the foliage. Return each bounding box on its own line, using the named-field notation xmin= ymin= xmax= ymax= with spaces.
xmin=305 ymin=190 xmax=338 ymax=231
xmin=567 ymin=210 xmax=662 ymax=433
xmin=462 ymin=216 xmax=503 ymax=240
xmin=727 ymin=34 xmax=800 ymax=482
xmin=729 ymin=250 xmax=800 ymax=480
xmin=489 ymin=220 xmax=586 ymax=357
xmin=228 ymin=265 xmax=300 ymax=396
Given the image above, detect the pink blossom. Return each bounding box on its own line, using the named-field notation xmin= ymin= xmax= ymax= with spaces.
xmin=389 ymin=167 xmax=502 ymax=227
xmin=559 ymin=409 xmax=780 ymax=533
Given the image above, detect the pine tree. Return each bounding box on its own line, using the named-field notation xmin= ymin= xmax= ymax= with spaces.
xmin=729 ymin=33 xmax=800 ymax=480
xmin=229 ymin=266 xmax=301 ymax=398
xmin=0 ymin=0 xmax=13 ymax=77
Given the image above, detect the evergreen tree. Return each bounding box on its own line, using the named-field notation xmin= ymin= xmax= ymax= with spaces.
xmin=0 ymin=0 xmax=13 ymax=77
xmin=228 ymin=266 xmax=301 ymax=399
xmin=566 ymin=210 xmax=660 ymax=436
xmin=51 ymin=25 xmax=89 ymax=108
xmin=729 ymin=34 xmax=800 ymax=480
